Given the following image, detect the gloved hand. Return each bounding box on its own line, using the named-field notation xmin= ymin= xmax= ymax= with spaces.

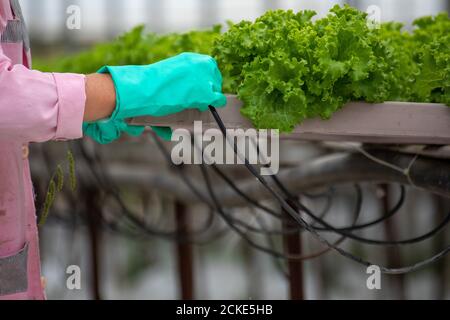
xmin=83 ymin=52 xmax=227 ymax=144
xmin=82 ymin=119 xmax=145 ymax=145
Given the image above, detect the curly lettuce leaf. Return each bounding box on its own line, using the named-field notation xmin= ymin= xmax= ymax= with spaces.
xmin=411 ymin=13 xmax=450 ymax=105
xmin=214 ymin=5 xmax=395 ymax=132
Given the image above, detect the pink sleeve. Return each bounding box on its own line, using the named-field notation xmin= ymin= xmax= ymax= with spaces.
xmin=0 ymin=48 xmax=86 ymax=143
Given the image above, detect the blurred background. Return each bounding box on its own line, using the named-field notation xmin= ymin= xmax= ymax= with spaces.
xmin=19 ymin=0 xmax=450 ymax=300
xmin=21 ymin=0 xmax=450 ymax=52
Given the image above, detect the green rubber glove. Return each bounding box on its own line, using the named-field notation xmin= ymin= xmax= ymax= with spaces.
xmin=83 ymin=52 xmax=227 ymax=144
xmin=82 ymin=120 xmax=145 ymax=145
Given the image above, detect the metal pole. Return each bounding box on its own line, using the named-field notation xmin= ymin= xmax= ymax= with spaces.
xmin=432 ymin=195 xmax=448 ymax=299
xmin=380 ymin=184 xmax=405 ymax=300
xmin=86 ymin=187 xmax=102 ymax=300
xmin=175 ymin=201 xmax=195 ymax=300
xmin=282 ymin=199 xmax=304 ymax=300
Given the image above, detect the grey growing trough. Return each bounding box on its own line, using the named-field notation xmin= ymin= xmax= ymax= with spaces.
xmin=129 ymin=95 xmax=450 ymax=145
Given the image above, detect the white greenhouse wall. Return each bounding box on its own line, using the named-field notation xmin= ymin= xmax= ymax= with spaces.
xmin=18 ymin=0 xmax=449 ymax=43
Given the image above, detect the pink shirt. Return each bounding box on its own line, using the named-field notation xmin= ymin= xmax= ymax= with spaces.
xmin=0 ymin=0 xmax=86 ymax=299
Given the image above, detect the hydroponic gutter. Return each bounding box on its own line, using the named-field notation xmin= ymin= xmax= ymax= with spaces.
xmin=129 ymin=95 xmax=450 ymax=145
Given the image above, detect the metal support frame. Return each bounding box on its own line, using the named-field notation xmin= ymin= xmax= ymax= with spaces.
xmin=380 ymin=184 xmax=405 ymax=300
xmin=432 ymin=195 xmax=449 ymax=299
xmin=130 ymin=96 xmax=450 ymax=145
xmin=282 ymin=199 xmax=304 ymax=300
xmin=86 ymin=187 xmax=102 ymax=300
xmin=175 ymin=201 xmax=194 ymax=300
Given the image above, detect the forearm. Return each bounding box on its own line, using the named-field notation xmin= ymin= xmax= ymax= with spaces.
xmin=0 ymin=50 xmax=85 ymax=142
xmin=84 ymin=73 xmax=116 ymax=122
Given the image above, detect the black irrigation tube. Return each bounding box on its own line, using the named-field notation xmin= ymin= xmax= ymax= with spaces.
xmin=151 ymin=118 xmax=446 ymax=259
xmin=211 ymin=164 xmax=358 ymax=236
xmin=210 ymin=163 xmax=337 ymax=231
xmin=51 ymin=112 xmax=449 ymax=269
xmin=200 ymin=162 xmax=348 ymax=260
xmin=285 ymin=185 xmax=450 ymax=246
xmin=313 ymin=185 xmax=406 ymax=232
xmin=200 ymin=162 xmax=364 ymax=261
xmin=197 ymin=134 xmax=364 ymax=236
xmin=204 ymin=112 xmax=448 ymax=245
xmin=208 ymin=105 xmax=450 ymax=274
xmin=210 ymin=160 xmax=410 ymax=235
xmin=41 ymin=144 xmax=149 ymax=239
xmin=196 ymin=133 xmax=346 ymax=238
xmin=152 ymin=130 xmax=353 ymax=262
xmin=203 ymin=143 xmax=447 ymax=254
xmin=74 ymin=140 xmax=223 ymax=244
xmin=195 ymin=130 xmax=363 ymax=260
xmin=153 ymin=134 xmax=362 ymax=260
xmin=153 ymin=131 xmax=316 ymax=236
